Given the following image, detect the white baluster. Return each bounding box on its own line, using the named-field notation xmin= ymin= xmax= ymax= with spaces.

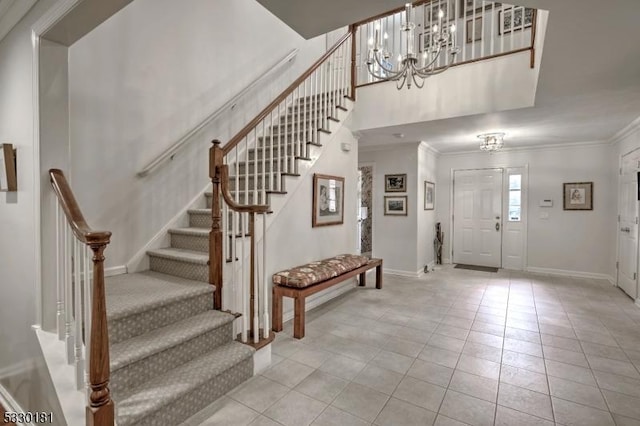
xmin=277 ymin=103 xmax=282 ymax=192
xmin=500 ymin=3 xmax=505 ymax=54
xmin=262 ymin=212 xmax=269 ymax=339
xmin=253 ymin=214 xmax=259 ymax=344
xmin=253 ymin=129 xmax=258 ymax=204
xmin=56 ymin=202 xmax=65 ymax=340
xmin=244 ymin=136 xmax=249 ymax=204
xmin=269 ymin=111 xmax=275 ymax=200
xmin=303 ymin=78 xmax=308 ymax=157
xmin=297 ymin=85 xmax=302 ymax=161
xmin=64 ymin=226 xmax=73 ymax=364
xmin=490 ymin=0 xmax=495 ymax=55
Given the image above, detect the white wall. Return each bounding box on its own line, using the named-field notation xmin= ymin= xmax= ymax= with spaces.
xmin=0 ymin=0 xmax=66 ymax=420
xmin=351 ymin=50 xmax=537 ymax=132
xmin=265 ymin=126 xmax=359 ymax=315
xmin=437 ymin=143 xmax=616 ymax=278
xmin=359 ymin=143 xmax=422 ymax=275
xmin=67 ymin=0 xmax=330 ymax=269
xmin=417 ymin=143 xmax=438 ymax=271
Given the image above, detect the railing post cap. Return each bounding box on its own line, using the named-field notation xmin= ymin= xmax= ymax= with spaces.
xmin=212 ymin=140 xmax=222 ymax=146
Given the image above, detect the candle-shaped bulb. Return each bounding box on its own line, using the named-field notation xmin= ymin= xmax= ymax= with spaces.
xmin=450 ymin=24 xmax=456 ymax=32
xmin=438 ymin=9 xmax=444 ymax=18
xmin=375 ymin=23 xmax=381 ymax=30
xmin=433 ymin=24 xmax=439 ymax=32
xmin=384 ymin=32 xmax=389 ymax=39
xmin=368 ymin=37 xmax=374 ymax=46
xmin=397 ymin=54 xmax=403 ymax=63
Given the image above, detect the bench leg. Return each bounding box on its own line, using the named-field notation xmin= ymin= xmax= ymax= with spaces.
xmin=359 ymin=271 xmax=366 ymax=287
xmin=376 ymin=264 xmax=383 ymax=289
xmin=272 ymin=288 xmax=283 ymax=332
xmin=293 ymin=296 xmax=306 ymax=339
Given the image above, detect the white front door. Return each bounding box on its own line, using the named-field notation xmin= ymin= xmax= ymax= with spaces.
xmin=617 ymin=152 xmax=640 ymax=299
xmin=453 ymin=169 xmax=503 ymax=268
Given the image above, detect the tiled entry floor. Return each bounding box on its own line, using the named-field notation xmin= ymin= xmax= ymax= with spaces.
xmin=185 ymin=266 xmax=640 ymax=426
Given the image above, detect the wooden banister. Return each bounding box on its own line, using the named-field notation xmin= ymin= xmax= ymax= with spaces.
xmin=223 ymin=30 xmax=353 ymax=155
xmin=49 ymin=169 xmax=114 ymax=426
xmin=49 ymin=169 xmax=111 ymax=245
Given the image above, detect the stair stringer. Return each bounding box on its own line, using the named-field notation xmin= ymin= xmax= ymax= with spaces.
xmin=222 ymin=98 xmax=358 ymax=319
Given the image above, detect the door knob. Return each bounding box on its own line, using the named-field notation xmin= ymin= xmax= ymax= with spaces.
xmin=495 ymin=222 xmax=500 ymax=231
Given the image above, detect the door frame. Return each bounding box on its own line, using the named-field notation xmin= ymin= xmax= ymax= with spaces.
xmin=616 ymin=147 xmax=640 ymax=301
xmin=449 ymin=165 xmax=529 ymax=270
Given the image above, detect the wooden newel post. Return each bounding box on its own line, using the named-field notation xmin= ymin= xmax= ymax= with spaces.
xmin=86 ymin=242 xmax=114 ymax=426
xmin=210 ymin=140 xmax=224 ymax=310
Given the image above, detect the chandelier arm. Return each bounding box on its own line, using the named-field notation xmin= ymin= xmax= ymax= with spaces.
xmin=371 ymin=50 xmax=397 ymax=73
xmin=396 ymin=72 xmax=408 ymax=90
xmin=415 ymin=45 xmax=448 ymax=73
xmin=371 ymin=51 xmax=409 ymax=80
xmin=412 ymin=72 xmax=425 ymax=89
xmin=414 ymin=53 xmax=458 ymax=78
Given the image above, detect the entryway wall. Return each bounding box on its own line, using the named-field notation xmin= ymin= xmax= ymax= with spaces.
xmin=437 ymin=142 xmax=616 ymax=279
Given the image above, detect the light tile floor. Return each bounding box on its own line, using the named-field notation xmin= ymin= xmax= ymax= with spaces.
xmin=187 ymin=266 xmax=640 ymax=426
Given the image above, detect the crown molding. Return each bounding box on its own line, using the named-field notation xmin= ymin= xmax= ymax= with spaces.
xmin=418 ymin=141 xmax=441 ymax=156
xmin=359 ymin=141 xmax=421 ymax=152
xmin=609 ymin=115 xmax=640 ymax=145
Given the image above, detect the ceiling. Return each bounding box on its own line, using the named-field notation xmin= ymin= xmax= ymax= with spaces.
xmin=258 ymin=0 xmax=640 ymax=152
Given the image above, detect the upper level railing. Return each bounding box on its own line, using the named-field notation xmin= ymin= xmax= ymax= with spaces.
xmin=49 ymin=169 xmax=114 ymax=426
xmin=353 ymin=0 xmax=537 ymax=87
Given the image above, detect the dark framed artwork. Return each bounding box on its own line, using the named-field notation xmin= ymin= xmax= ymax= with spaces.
xmin=563 ymin=182 xmax=593 ymax=211
xmin=424 ymin=181 xmax=435 ymax=210
xmin=312 ymin=173 xmax=345 ymax=227
xmin=466 ymin=16 xmax=482 ymax=43
xmin=385 ymin=174 xmax=407 ymax=192
xmin=424 ymin=0 xmax=456 ymax=28
xmin=0 ymin=143 xmax=17 ymax=192
xmin=384 ymin=196 xmax=408 ymax=216
xmin=458 ymin=0 xmax=494 ymax=17
xmin=498 ymin=7 xmax=535 ymax=35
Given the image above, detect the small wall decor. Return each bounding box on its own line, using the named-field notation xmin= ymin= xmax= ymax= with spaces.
xmin=424 ymin=181 xmax=435 ymax=210
xmin=313 ymin=173 xmax=345 ymax=227
xmin=459 ymin=0 xmax=493 ymax=17
xmin=0 ymin=144 xmax=17 ymax=192
xmin=385 ymin=173 xmax=407 ymax=192
xmin=498 ymin=7 xmax=535 ymax=35
xmin=563 ymin=182 xmax=593 ymax=210
xmin=384 ymin=196 xmax=408 ymax=216
xmin=466 ymin=17 xmax=482 ymax=43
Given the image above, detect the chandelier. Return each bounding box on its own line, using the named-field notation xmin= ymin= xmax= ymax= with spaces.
xmin=365 ymin=3 xmax=460 ymax=90
xmin=478 ymin=133 xmax=505 ymax=152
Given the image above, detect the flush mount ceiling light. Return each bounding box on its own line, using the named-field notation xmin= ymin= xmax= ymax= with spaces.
xmin=478 ymin=132 xmax=505 ymax=152
xmin=365 ymin=3 xmax=459 ymax=90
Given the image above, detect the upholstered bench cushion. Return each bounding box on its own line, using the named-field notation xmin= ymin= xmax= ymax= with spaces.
xmin=273 ymin=254 xmax=370 ymax=288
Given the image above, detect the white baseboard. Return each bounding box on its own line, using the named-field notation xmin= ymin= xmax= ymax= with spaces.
xmin=281 ymin=279 xmax=356 ymax=323
xmin=442 ymin=258 xmax=451 ymax=264
xmin=525 ymin=266 xmax=614 ymax=282
xmin=126 ymin=183 xmax=211 ymax=273
xmin=105 ymin=265 xmax=127 ymax=277
xmin=385 ymin=268 xmax=422 ymax=278
xmin=0 ymin=383 xmax=33 ymax=426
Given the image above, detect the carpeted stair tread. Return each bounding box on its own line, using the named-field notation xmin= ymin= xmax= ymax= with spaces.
xmin=110 ymin=310 xmax=234 ymax=371
xmin=116 ymin=342 xmax=254 ymax=426
xmin=147 ymin=247 xmax=209 ymax=264
xmin=106 ymin=271 xmax=213 ymax=321
xmin=168 ymin=227 xmax=210 ymax=237
xmin=188 ymin=208 xmax=211 ymax=215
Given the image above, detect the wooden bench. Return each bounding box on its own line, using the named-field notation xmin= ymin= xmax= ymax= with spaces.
xmin=272 ymin=257 xmax=383 ymax=339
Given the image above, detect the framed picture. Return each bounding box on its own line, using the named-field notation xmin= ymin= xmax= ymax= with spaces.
xmin=423 ymin=0 xmax=455 ymax=28
xmin=312 ymin=173 xmax=345 ymax=227
xmin=466 ymin=16 xmax=482 ymax=43
xmin=420 ymin=29 xmax=453 ymax=52
xmin=424 ymin=181 xmax=435 ymax=210
xmin=0 ymin=144 xmax=17 ymax=192
xmin=499 ymin=7 xmax=535 ymax=35
xmin=385 ymin=196 xmax=408 ymax=216
xmin=385 ymin=174 xmax=407 ymax=192
xmin=563 ymin=182 xmax=593 ymax=211
xmin=459 ymin=0 xmax=493 ymax=17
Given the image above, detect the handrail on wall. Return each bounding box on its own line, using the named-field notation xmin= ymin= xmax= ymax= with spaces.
xmin=137 ymin=48 xmax=299 ymax=178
